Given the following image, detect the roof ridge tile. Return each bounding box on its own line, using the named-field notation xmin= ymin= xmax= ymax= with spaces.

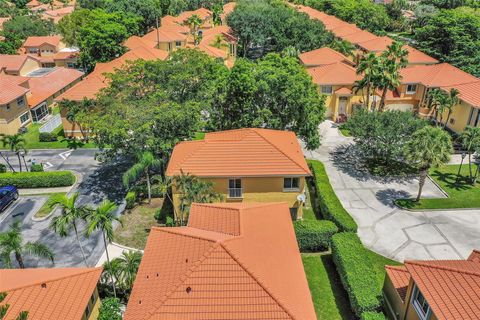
xmin=405 ymin=260 xmax=480 ymax=277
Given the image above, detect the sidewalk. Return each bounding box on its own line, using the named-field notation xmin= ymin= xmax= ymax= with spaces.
xmin=95 ymin=242 xmax=143 ymax=267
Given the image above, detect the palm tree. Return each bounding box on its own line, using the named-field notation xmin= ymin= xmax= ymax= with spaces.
xmin=185 ymin=14 xmax=203 ymax=46
xmin=123 ymin=151 xmax=162 ymax=203
xmin=355 ymin=52 xmax=381 ymax=109
xmin=115 ymin=250 xmax=142 ymax=292
xmin=0 ymin=292 xmax=30 ymax=320
xmin=425 ymin=88 xmax=445 ymax=124
xmin=405 ymin=126 xmax=452 ymax=201
xmin=0 ymin=221 xmax=54 ymax=269
xmin=155 ymin=175 xmax=178 ymax=217
xmin=212 ymin=3 xmax=223 ymax=26
xmin=329 ymin=39 xmax=355 ymax=58
xmin=1 ymin=134 xmax=26 ymax=172
xmin=49 ymin=193 xmax=91 ymax=267
xmin=442 ymin=88 xmax=460 ymax=128
xmin=460 ymin=126 xmax=480 ymax=183
xmin=85 ymin=199 xmax=121 ymax=298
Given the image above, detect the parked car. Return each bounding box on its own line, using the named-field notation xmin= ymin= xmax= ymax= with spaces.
xmin=0 ymin=186 xmax=19 ymax=212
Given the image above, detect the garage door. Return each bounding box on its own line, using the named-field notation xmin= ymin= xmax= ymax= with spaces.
xmin=386 ymin=104 xmax=414 ymax=112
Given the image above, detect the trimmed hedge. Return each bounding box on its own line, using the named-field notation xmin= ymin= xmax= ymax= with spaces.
xmin=361 ymin=312 xmax=386 ymax=320
xmin=0 ymin=171 xmax=75 ymax=188
xmin=308 ymin=160 xmax=358 ymax=232
xmin=293 ymin=219 xmax=338 ymax=252
xmin=331 ymin=232 xmax=381 ymax=317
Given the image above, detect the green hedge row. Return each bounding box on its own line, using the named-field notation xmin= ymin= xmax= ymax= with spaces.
xmin=0 ymin=171 xmax=76 ymax=188
xmin=294 ymin=219 xmax=338 ymax=252
xmin=361 ymin=312 xmax=386 ymax=320
xmin=331 ymin=232 xmax=382 ymax=317
xmin=308 ymin=160 xmax=358 ymax=232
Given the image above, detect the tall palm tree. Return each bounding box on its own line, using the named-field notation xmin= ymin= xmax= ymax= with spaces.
xmin=185 ymin=14 xmax=203 ymax=46
xmin=329 ymin=39 xmax=355 ymax=58
xmin=85 ymin=199 xmax=121 ymax=298
xmin=355 ymin=52 xmax=381 ymax=109
xmin=405 ymin=126 xmax=452 ymax=201
xmin=1 ymin=134 xmax=26 ymax=172
xmin=49 ymin=193 xmax=91 ymax=266
xmin=123 ymin=152 xmax=162 ymax=203
xmin=115 ymin=250 xmax=142 ymax=292
xmin=155 ymin=175 xmax=178 ymax=218
xmin=460 ymin=126 xmax=480 ymax=183
xmin=442 ymin=88 xmax=460 ymax=128
xmin=0 ymin=221 xmax=54 ymax=269
xmin=425 ymin=88 xmax=445 ymax=124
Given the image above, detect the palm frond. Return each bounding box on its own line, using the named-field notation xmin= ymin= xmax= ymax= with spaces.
xmin=24 ymin=241 xmax=55 ymax=263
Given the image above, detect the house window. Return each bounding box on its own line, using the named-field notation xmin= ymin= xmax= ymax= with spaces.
xmin=6 ymin=103 xmax=10 ymax=110
xmin=228 ymin=178 xmax=242 ymax=198
xmin=19 ymin=112 xmax=30 ymax=124
xmin=468 ymin=108 xmax=480 ymax=127
xmin=84 ymin=302 xmax=91 ymax=318
xmin=411 ymin=285 xmax=431 ymax=320
xmin=17 ymin=96 xmax=25 ymax=107
xmin=67 ymin=62 xmax=75 ymax=68
xmin=284 ymin=177 xmax=300 ymax=191
xmin=168 ymin=43 xmax=173 ymax=52
xmin=406 ymin=84 xmax=417 ymax=94
xmin=175 ymin=41 xmax=182 ymax=47
xmin=321 ymin=85 xmax=333 ymax=95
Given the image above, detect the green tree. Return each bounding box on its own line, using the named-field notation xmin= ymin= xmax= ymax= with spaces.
xmin=49 ymin=193 xmax=91 ymax=266
xmin=405 ymin=126 xmax=452 ymax=201
xmin=354 ymin=52 xmax=381 ymax=109
xmin=0 ymin=134 xmax=26 ymax=172
xmin=98 ymin=297 xmax=122 ymax=320
xmin=185 ymin=14 xmax=203 ymax=45
xmin=1 ymin=15 xmax=55 ymax=53
xmin=123 ymin=151 xmax=162 ymax=203
xmin=103 ymin=0 xmax=162 ymax=34
xmin=439 ymin=88 xmax=460 ymax=128
xmin=85 ymin=199 xmax=121 ymax=297
xmin=0 ymin=221 xmax=54 ymax=269
xmin=0 ymin=292 xmax=30 ymax=320
xmin=329 ymin=39 xmax=356 ymax=58
xmin=460 ymin=126 xmax=480 ymax=183
xmin=112 ymin=250 xmax=142 ymax=292
xmin=58 ymin=99 xmax=95 ymax=142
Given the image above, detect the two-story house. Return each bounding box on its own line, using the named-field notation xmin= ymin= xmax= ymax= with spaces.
xmin=0 ymin=74 xmax=32 ymax=135
xmin=0 ymin=267 xmax=103 ymax=320
xmin=22 ymin=36 xmax=79 ymax=68
xmin=0 ymin=54 xmax=41 ymax=76
xmin=166 ymin=128 xmax=312 ymax=220
xmin=383 ymin=249 xmax=480 ymax=320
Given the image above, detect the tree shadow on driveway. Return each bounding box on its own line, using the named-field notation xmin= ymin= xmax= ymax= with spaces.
xmin=375 ymin=188 xmax=411 ymax=208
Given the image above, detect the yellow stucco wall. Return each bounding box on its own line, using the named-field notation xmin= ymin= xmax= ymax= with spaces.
xmin=81 ymin=288 xmax=101 ymax=320
xmin=383 ymin=275 xmax=405 ymax=320
xmin=0 ymin=95 xmax=31 ymax=135
xmin=172 ymin=176 xmax=307 ymax=220
xmin=438 ymin=101 xmax=476 ymax=133
xmin=19 ymin=58 xmax=41 ymax=76
xmin=319 ymin=84 xmax=366 ymax=120
xmin=158 ymin=40 xmax=187 ymax=52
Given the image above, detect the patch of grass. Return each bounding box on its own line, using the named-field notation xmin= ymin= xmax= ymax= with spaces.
xmin=302 ymin=254 xmax=355 ymax=320
xmin=395 ymin=164 xmax=480 ymax=210
xmin=194 ymin=132 xmax=205 ymax=140
xmin=113 ymin=198 xmax=162 ymax=249
xmin=34 ymin=192 xmax=66 ymax=218
xmin=367 ymin=249 xmax=402 ymax=288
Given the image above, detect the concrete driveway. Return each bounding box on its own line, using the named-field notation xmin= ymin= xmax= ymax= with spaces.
xmin=304 ymin=121 xmax=480 ymax=261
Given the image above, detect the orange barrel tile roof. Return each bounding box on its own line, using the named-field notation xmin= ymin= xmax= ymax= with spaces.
xmin=357 ymin=35 xmax=393 ymax=52
xmin=22 ymin=35 xmax=61 ymax=48
xmin=223 ymin=2 xmax=236 ymax=16
xmin=307 ymin=61 xmax=361 ymax=85
xmin=442 ymin=80 xmax=480 ymax=108
xmin=403 ymin=45 xmax=438 ymax=65
xmin=0 ymin=54 xmax=40 ymax=73
xmin=0 ymin=267 xmax=102 ymax=320
xmin=403 ymin=255 xmax=480 ymax=320
xmin=27 ymin=67 xmax=83 ymax=107
xmin=124 ymin=202 xmax=316 ymax=320
xmin=166 ymin=128 xmax=311 ymax=177
xmin=175 ymin=8 xmax=212 ymax=24
xmin=299 ymin=47 xmax=351 ymax=67
xmin=142 ymin=24 xmax=188 ymax=43
xmin=340 ymin=30 xmax=378 ymax=44
xmin=385 ymin=265 xmax=410 ymax=302
xmin=331 ymin=24 xmax=363 ymax=38
xmin=401 ymin=63 xmax=479 ymax=88
xmin=0 ymin=74 xmax=30 ymax=104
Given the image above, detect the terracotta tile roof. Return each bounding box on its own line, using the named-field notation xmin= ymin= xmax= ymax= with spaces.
xmin=401 ymin=63 xmax=479 ymax=87
xmin=0 ymin=74 xmax=29 ymax=104
xmin=53 ymin=50 xmax=79 ymax=60
xmin=166 ymin=128 xmax=311 ymax=177
xmin=299 ymin=47 xmax=351 ymax=67
xmin=340 ymin=30 xmax=378 ymax=44
xmin=57 ymin=45 xmax=168 ymax=101
xmin=385 ymin=265 xmax=410 ymax=302
xmin=223 ymin=2 xmax=236 ymax=16
xmin=23 ymin=35 xmax=61 ymax=48
xmin=26 ymin=0 xmax=40 ymax=8
xmin=42 ymin=6 xmax=75 ymax=23
xmin=27 ymin=67 xmax=83 ymax=107
xmin=404 ymin=45 xmax=438 ymax=65
xmin=357 ymin=36 xmax=393 ymax=52
xmin=175 ymin=8 xmax=212 ymax=24
xmin=331 ymin=24 xmax=362 ymax=38
xmin=124 ymin=35 xmax=158 ymax=50
xmin=441 ymin=81 xmax=480 ymax=108
xmin=142 ymin=25 xmax=188 ymax=43
xmin=125 ymin=202 xmax=316 ymax=320
xmin=0 ymin=267 xmax=102 ymax=320
xmin=404 ymin=256 xmax=480 ymax=320
xmin=468 ymin=249 xmax=480 ymax=262
xmin=0 ymin=54 xmax=40 ymax=73
xmin=335 ymin=87 xmax=353 ymax=95
xmin=307 ymin=62 xmax=361 ymax=85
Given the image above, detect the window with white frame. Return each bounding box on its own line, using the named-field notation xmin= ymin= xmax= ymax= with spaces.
xmin=284 ymin=177 xmax=300 ymax=191
xmin=411 ymin=285 xmax=431 ymax=320
xmin=406 ymin=84 xmax=417 ymax=94
xmin=17 ymin=96 xmax=25 ymax=107
xmin=321 ymin=85 xmax=333 ymax=95
xmin=228 ymin=178 xmax=242 ymax=198
xmin=175 ymin=41 xmax=182 ymax=47
xmin=19 ymin=112 xmax=30 ymax=124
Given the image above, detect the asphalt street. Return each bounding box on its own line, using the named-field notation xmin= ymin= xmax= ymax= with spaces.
xmin=0 ymin=149 xmax=131 ymax=268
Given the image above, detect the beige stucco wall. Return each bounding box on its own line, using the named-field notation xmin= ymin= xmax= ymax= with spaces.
xmin=0 ymin=95 xmax=31 ymax=135
xmin=383 ymin=275 xmax=406 ymax=320
xmin=172 ymin=176 xmax=307 ymax=220
xmin=81 ymin=287 xmax=101 ymax=320
xmin=320 ymin=84 xmax=366 ymax=120
xmin=18 ymin=58 xmax=41 ymax=76
xmin=158 ymin=40 xmax=186 ymax=52
xmin=438 ymin=101 xmax=476 ymax=133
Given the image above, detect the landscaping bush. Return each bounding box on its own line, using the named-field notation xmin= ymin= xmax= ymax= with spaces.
xmin=361 ymin=312 xmax=386 ymax=320
xmin=309 ymin=160 xmax=358 ymax=232
xmin=331 ymin=232 xmax=382 ymax=316
xmin=0 ymin=164 xmax=6 ymax=173
xmin=293 ymin=219 xmax=338 ymax=252
xmin=125 ymin=191 xmax=137 ymax=209
xmin=39 ymin=132 xmax=58 ymax=142
xmin=30 ymin=164 xmax=44 ymax=172
xmin=0 ymin=171 xmax=75 ymax=188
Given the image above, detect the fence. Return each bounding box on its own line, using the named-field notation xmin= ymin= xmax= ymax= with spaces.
xmin=39 ymin=114 xmax=62 ymax=133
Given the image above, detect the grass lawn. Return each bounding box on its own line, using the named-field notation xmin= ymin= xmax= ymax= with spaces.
xmin=113 ymin=198 xmax=162 ymax=249
xmin=302 ymin=254 xmax=355 ymax=320
xmin=33 ymin=192 xmax=66 ymax=218
xmin=194 ymin=132 xmax=205 ymax=140
xmin=395 ymin=164 xmax=480 ymax=210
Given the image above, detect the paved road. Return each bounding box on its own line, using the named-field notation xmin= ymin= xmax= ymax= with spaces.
xmin=304 ymin=121 xmax=480 ymax=261
xmin=0 ymin=149 xmax=130 ymax=268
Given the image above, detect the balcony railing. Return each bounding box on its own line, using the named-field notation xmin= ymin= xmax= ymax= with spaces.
xmin=228 ymin=188 xmax=243 ymax=198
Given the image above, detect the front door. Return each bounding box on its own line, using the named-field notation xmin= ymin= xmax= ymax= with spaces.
xmin=339 ymin=97 xmax=348 ymax=115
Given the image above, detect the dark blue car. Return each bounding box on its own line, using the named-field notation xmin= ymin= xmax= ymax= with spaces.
xmin=0 ymin=186 xmax=18 ymax=212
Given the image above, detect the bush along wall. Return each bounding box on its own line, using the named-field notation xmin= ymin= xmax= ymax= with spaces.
xmin=294 ymin=219 xmax=338 ymax=252
xmin=0 ymin=171 xmax=76 ymax=188
xmin=308 ymin=160 xmax=358 ymax=232
xmin=361 ymin=311 xmax=386 ymax=320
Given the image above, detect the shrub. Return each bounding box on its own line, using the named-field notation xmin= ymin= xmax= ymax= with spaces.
xmin=293 ymin=219 xmax=338 ymax=252
xmin=0 ymin=164 xmax=6 ymax=173
xmin=331 ymin=232 xmax=381 ymax=316
xmin=0 ymin=171 xmax=75 ymax=188
xmin=30 ymin=164 xmax=44 ymax=172
xmin=361 ymin=312 xmax=386 ymax=320
xmin=309 ymin=160 xmax=358 ymax=232
xmin=98 ymin=297 xmax=122 ymax=320
xmin=39 ymin=132 xmax=58 ymax=142
xmin=125 ymin=191 xmax=137 ymax=209
xmin=166 ymin=216 xmax=174 ymax=227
